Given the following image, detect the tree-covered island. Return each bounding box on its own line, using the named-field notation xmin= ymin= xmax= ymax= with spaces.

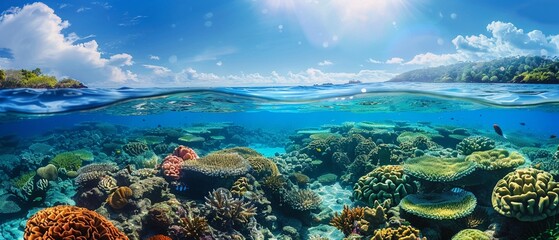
xmin=0 ymin=68 xmax=87 ymax=89
xmin=389 ymin=56 xmax=559 ymax=84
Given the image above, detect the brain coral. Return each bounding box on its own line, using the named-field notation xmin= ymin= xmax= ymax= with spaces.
xmin=451 ymin=229 xmax=490 ymax=240
xmin=107 ymin=186 xmax=133 ymax=210
xmin=399 ymin=189 xmax=477 ymax=220
xmin=404 ymin=155 xmax=477 ymax=182
xmin=371 ymin=225 xmax=426 ymax=240
xmin=182 ymin=152 xmax=250 ymax=178
xmin=353 ymin=165 xmax=419 ymax=207
xmin=492 ymin=168 xmax=559 ymax=221
xmin=456 ymin=136 xmax=495 ymax=155
xmin=465 ymin=149 xmax=525 ymax=170
xmin=173 ymin=145 xmax=199 ymax=160
xmin=24 ymin=205 xmax=128 ymax=239
xmin=161 ymin=155 xmax=183 ymax=180
xmin=123 ymin=141 xmax=149 ymax=156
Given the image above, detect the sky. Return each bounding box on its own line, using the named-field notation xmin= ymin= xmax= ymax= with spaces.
xmin=0 ymin=0 xmax=558 ymax=87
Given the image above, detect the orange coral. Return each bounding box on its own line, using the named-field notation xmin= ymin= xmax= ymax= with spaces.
xmin=24 ymin=205 xmax=128 ymax=240
xmin=107 ymin=186 xmax=133 ymax=209
xmin=161 ymin=155 xmax=183 ymax=180
xmin=330 ymin=205 xmax=365 ymax=236
xmin=147 ymin=235 xmax=172 ymax=240
xmin=173 ymin=145 xmax=199 ymax=160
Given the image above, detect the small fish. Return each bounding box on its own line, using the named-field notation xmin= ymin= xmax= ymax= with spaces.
xmin=551 ymin=135 xmax=557 ymax=139
xmin=175 ymin=183 xmax=190 ymax=192
xmin=493 ymin=124 xmax=507 ymax=139
xmin=450 ymin=187 xmax=465 ymax=194
xmin=520 ymin=122 xmax=526 ymax=126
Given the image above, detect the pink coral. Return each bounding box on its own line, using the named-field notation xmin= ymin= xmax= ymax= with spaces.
xmin=173 ymin=145 xmax=199 ymax=160
xmin=161 ymin=155 xmax=183 ymax=180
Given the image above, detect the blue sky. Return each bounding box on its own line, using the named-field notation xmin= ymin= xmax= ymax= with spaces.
xmin=0 ymin=0 xmax=558 ymax=87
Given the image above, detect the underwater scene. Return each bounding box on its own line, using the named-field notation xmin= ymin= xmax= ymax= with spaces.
xmin=0 ymin=83 xmax=558 ymax=240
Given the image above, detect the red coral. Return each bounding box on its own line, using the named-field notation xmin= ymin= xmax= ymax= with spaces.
xmin=24 ymin=205 xmax=128 ymax=239
xmin=161 ymin=155 xmax=183 ymax=180
xmin=173 ymin=145 xmax=199 ymax=160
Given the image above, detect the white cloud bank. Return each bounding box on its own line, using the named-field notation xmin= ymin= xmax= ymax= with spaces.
xmin=0 ymin=2 xmax=136 ymax=86
xmin=142 ymin=65 xmax=396 ymax=87
xmin=406 ymin=21 xmax=559 ymax=67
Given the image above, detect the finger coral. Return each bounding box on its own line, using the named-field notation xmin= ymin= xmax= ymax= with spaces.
xmin=24 ymin=205 xmax=128 ymax=239
xmin=330 ymin=205 xmax=365 ymax=236
xmin=107 ymin=186 xmax=133 ymax=210
xmin=353 ymin=165 xmax=418 ymax=207
xmin=492 ymin=168 xmax=559 ymax=221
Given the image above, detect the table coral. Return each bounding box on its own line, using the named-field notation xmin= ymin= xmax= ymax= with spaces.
xmin=353 ymin=165 xmax=419 ymax=207
xmin=465 ymin=149 xmax=525 ymax=170
xmin=24 ymin=205 xmax=128 ymax=239
xmin=399 ymin=190 xmax=477 ymax=220
xmin=492 ymin=168 xmax=559 ymax=221
xmin=403 ymin=155 xmax=477 ymax=182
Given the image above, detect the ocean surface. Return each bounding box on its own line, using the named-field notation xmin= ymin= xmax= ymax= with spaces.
xmin=1 ymin=82 xmax=559 ymax=240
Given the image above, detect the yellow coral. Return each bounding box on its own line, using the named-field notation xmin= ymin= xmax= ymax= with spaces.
xmin=465 ymin=149 xmax=525 ymax=170
xmin=182 ymin=152 xmax=250 ymax=178
xmin=50 ymin=152 xmax=83 ymax=171
xmin=400 ymin=190 xmax=477 ymax=220
xmin=451 ymin=229 xmax=490 ymax=240
xmin=371 ymin=225 xmax=426 ymax=240
xmin=492 ymin=168 xmax=559 ymax=221
xmin=404 ymin=155 xmax=476 ymax=182
xmin=353 ymin=165 xmax=418 ymax=207
xmin=330 ymin=205 xmax=364 ymax=236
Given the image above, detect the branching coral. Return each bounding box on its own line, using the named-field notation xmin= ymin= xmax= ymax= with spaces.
xmin=456 ymin=136 xmax=496 ymax=156
xmin=180 ymin=214 xmax=211 ymax=239
xmin=282 ymin=189 xmax=322 ymax=211
xmin=24 ymin=205 xmax=128 ymax=239
xmin=492 ymin=168 xmax=559 ymax=221
xmin=204 ymin=188 xmax=257 ymax=231
xmin=353 ymin=165 xmax=418 ymax=207
xmin=330 ymin=205 xmax=364 ymax=236
xmin=231 ymin=177 xmax=251 ymax=197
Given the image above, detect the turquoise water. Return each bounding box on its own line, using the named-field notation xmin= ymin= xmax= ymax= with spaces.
xmin=1 ymin=83 xmax=559 ymax=239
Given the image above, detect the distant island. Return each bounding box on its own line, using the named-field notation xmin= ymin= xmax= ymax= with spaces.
xmin=0 ymin=68 xmax=87 ymax=89
xmin=389 ymin=56 xmax=559 ymax=84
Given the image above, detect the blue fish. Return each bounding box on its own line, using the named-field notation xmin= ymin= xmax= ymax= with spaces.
xmin=175 ymin=183 xmax=189 ymax=192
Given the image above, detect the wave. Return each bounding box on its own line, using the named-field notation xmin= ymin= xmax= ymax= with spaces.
xmin=1 ymin=83 xmax=559 ymax=115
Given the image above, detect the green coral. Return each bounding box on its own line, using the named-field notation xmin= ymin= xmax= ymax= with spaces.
xmin=70 ymin=149 xmax=94 ymax=161
xmin=451 ymin=229 xmax=490 ymax=240
xmin=49 ymin=152 xmax=83 ymax=171
xmin=456 ymin=136 xmax=495 ymax=155
xmin=403 ymin=155 xmax=477 ymax=182
xmin=492 ymin=168 xmax=559 ymax=221
xmin=12 ymin=172 xmax=36 ymax=189
xmin=400 ymin=190 xmax=477 ymax=220
xmin=353 ymin=165 xmax=419 ymax=207
xmin=465 ymin=149 xmax=525 ymax=170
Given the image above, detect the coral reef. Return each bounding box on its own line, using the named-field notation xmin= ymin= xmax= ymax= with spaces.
xmin=161 ymin=155 xmax=183 ymax=180
xmin=465 ymin=149 xmax=525 ymax=170
xmin=24 ymin=205 xmax=128 ymax=239
xmin=353 ymin=165 xmax=419 ymax=207
xmin=204 ymin=188 xmax=257 ymax=231
xmin=282 ymin=189 xmax=322 ymax=211
xmin=182 ymin=152 xmax=251 ymax=178
xmin=456 ymin=136 xmax=495 ymax=156
xmin=404 ymin=155 xmax=477 ymax=182
xmin=123 ymin=141 xmax=149 ymax=156
xmin=173 ymin=145 xmax=199 ymax=160
xmin=400 ymin=189 xmax=477 ymax=220
xmin=371 ymin=225 xmax=426 ymax=240
xmin=107 ymin=186 xmax=133 ymax=209
xmin=451 ymin=229 xmax=490 ymax=240
xmin=492 ymin=168 xmax=559 ymax=221
xmin=330 ymin=205 xmax=364 ymax=236
xmin=36 ymin=164 xmax=58 ymax=180
xmin=49 ymin=152 xmax=83 ymax=172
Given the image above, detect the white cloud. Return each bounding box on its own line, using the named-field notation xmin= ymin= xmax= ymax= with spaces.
xmin=76 ymin=7 xmax=90 ymax=13
xmin=386 ymin=57 xmax=404 ymax=64
xmin=450 ymin=13 xmax=458 ymax=19
xmin=119 ymin=15 xmax=147 ymax=27
xmin=65 ymin=32 xmax=95 ymax=43
xmin=318 ymin=60 xmax=333 ymax=66
xmin=367 ymin=58 xmax=382 ymax=64
xmin=405 ymin=21 xmax=559 ymax=67
xmin=0 ymin=2 xmax=136 ymax=86
xmin=190 ymin=47 xmax=236 ymax=62
xmin=143 ymin=64 xmax=171 ymax=75
xmin=59 ymin=4 xmax=68 ymax=9
xmin=149 ymin=55 xmax=160 ymax=60
xmin=216 ymin=61 xmax=223 ymax=66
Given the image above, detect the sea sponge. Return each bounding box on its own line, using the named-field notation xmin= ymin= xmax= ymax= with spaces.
xmin=123 ymin=141 xmax=149 ymax=156
xmin=353 ymin=165 xmax=419 ymax=207
xmin=456 ymin=136 xmax=496 ymax=155
xmin=282 ymin=189 xmax=322 ymax=211
xmin=330 ymin=205 xmax=364 ymax=236
xmin=371 ymin=225 xmax=425 ymax=240
xmin=24 ymin=205 xmax=128 ymax=239
xmin=492 ymin=168 xmax=559 ymax=221
xmin=182 ymin=152 xmax=251 ymax=178
xmin=403 ymin=155 xmax=477 ymax=182
xmin=107 ymin=186 xmax=133 ymax=210
xmin=173 ymin=145 xmax=199 ymax=160
xmin=161 ymin=155 xmax=183 ymax=180
xmin=36 ymin=164 xmax=58 ymax=180
xmin=204 ymin=188 xmax=257 ymax=231
xmin=451 ymin=229 xmax=490 ymax=240
xmin=465 ymin=149 xmax=525 ymax=170
xmin=400 ymin=189 xmax=477 ymax=220
xmin=50 ymin=152 xmax=83 ymax=171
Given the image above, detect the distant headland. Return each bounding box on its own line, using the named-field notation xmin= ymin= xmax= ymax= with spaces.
xmin=0 ymin=68 xmax=87 ymax=89
xmin=389 ymin=56 xmax=559 ymax=84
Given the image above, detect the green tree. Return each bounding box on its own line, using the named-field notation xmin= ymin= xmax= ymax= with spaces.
xmin=0 ymin=69 xmax=5 ymax=82
xmin=55 ymin=78 xmax=86 ymax=88
xmin=31 ymin=68 xmax=42 ymax=76
xmin=24 ymin=75 xmax=57 ymax=88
